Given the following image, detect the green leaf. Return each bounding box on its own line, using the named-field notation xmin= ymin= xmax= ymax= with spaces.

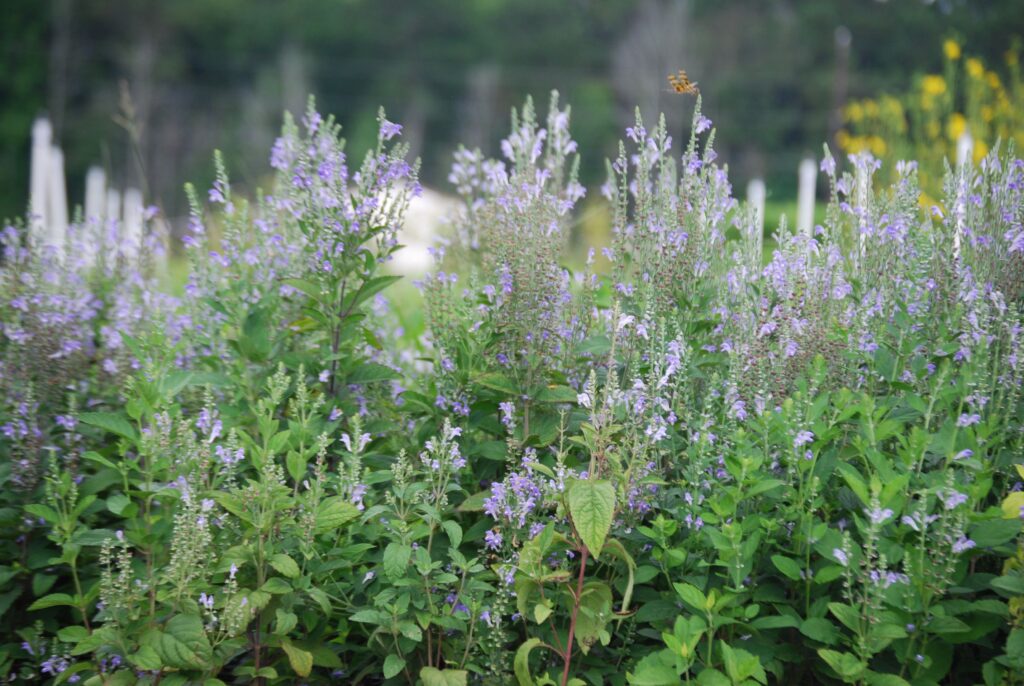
xmin=627 ymin=648 xmax=681 ymax=685
xmin=475 ymin=372 xmax=518 ymax=395
xmin=383 ymin=542 xmax=411 ymax=580
xmin=771 ymin=555 xmax=803 ymax=581
xmin=534 ymin=603 xmax=553 ymax=624
xmin=694 ymin=668 xmax=730 ymax=686
xmin=514 ymin=638 xmax=543 ymax=686
xmin=567 ymin=479 xmax=615 ymax=559
xmin=442 ymin=520 xmax=463 ymax=549
xmin=536 ymin=385 xmax=579 ymax=403
xmin=828 ymin=603 xmax=862 ymax=633
xmin=800 ymin=617 xmax=840 ymax=645
xmin=275 ymin=609 xmax=298 ymax=635
xmin=129 ymin=645 xmax=163 ymax=671
xmin=57 ymin=626 xmax=90 ymax=643
xmin=156 ymin=614 xmax=213 ymax=670
xmin=270 ymin=553 xmax=301 ymax=579
xmin=817 ymin=649 xmax=866 ymax=682
xmin=347 ymin=363 xmax=401 ymax=385
xmin=281 ymin=639 xmax=313 ymax=677
xmin=28 ymin=593 xmax=76 ymax=610
xmin=261 ymin=577 xmax=292 ymax=594
xmin=315 ymin=497 xmax=360 ymax=533
xmin=673 ymin=583 xmax=707 ymax=612
xmin=80 ymin=412 xmax=137 ymax=442
xmin=864 ymin=672 xmax=911 ymax=686
xmin=421 ymin=666 xmax=469 ymax=686
xmin=384 ymin=653 xmax=406 ymax=679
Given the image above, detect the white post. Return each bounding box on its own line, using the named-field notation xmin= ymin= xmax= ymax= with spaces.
xmin=956 ymin=130 xmax=974 ymax=169
xmin=106 ymin=188 xmax=122 ymax=242
xmin=854 ymin=163 xmax=869 ymax=268
xmin=953 ymin=131 xmax=972 ymax=260
xmin=797 ymin=157 xmax=817 ymax=240
xmin=30 ymin=118 xmax=53 ymax=241
xmin=747 ymin=178 xmax=766 ymax=260
xmin=46 ymin=145 xmax=68 ymax=253
xmin=85 ymin=167 xmax=106 ymax=222
xmin=123 ymin=187 xmax=144 ymax=259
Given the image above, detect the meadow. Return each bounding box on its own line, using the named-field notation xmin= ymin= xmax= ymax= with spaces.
xmin=1 ymin=92 xmax=1023 ymax=685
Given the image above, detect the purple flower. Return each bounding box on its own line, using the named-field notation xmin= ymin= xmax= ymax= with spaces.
xmin=866 ymin=506 xmax=894 ymax=525
xmin=379 ymin=120 xmax=403 ymax=141
xmin=484 ymin=529 xmax=503 ymax=551
xmin=957 ymin=413 xmax=981 ymax=427
xmin=952 ymin=536 xmax=976 ymax=554
xmin=833 ymin=548 xmax=848 ymax=566
xmin=793 ymin=430 xmax=815 ymax=449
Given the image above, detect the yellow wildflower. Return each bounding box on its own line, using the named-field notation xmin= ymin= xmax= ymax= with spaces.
xmin=987 ymin=71 xmax=1002 ymax=90
xmin=845 ymin=102 xmax=864 ymax=123
xmin=921 ymin=75 xmax=947 ymax=96
xmin=981 ymin=105 xmax=994 ymax=123
xmin=864 ymin=99 xmax=879 ymax=118
xmin=966 ymin=58 xmax=984 ymax=79
xmin=947 ymin=113 xmax=967 ymax=141
xmin=944 ymin=39 xmax=961 ymax=61
xmin=974 ymin=140 xmax=989 ymax=165
xmin=869 ymin=136 xmax=887 ymax=157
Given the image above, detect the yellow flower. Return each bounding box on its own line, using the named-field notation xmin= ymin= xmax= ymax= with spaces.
xmin=869 ymin=136 xmax=887 ymax=157
xmin=944 ymin=39 xmax=961 ymax=61
xmin=987 ymin=71 xmax=1002 ymax=90
xmin=982 ymin=105 xmax=994 ymax=123
xmin=837 ymin=129 xmax=851 ymax=151
xmin=922 ymin=75 xmax=947 ymax=96
xmin=864 ymin=99 xmax=880 ymax=118
xmin=947 ymin=113 xmax=967 ymax=141
xmin=974 ymin=140 xmax=989 ymax=164
xmin=845 ymin=102 xmax=864 ymax=123
xmin=967 ymin=58 xmax=984 ymax=79
xmin=926 ymin=121 xmax=941 ymax=139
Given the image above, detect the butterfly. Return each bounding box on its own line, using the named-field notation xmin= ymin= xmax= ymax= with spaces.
xmin=667 ymin=69 xmax=699 ymax=95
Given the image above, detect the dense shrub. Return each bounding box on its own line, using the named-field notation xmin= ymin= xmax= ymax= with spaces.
xmin=1 ymin=94 xmax=1023 ymax=685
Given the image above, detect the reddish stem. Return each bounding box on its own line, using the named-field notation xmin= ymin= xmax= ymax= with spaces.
xmin=560 ymin=545 xmax=590 ymax=686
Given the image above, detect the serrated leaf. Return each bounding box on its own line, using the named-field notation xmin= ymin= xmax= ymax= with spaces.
xmin=80 ymin=412 xmax=137 ymax=442
xmin=348 ymin=363 xmax=400 ymax=385
xmin=157 ymin=614 xmax=212 ymax=670
xmin=384 ymin=653 xmax=406 ymax=679
xmin=383 ymin=542 xmax=411 ymax=580
xmin=567 ymin=479 xmax=615 ymax=559
xmin=315 ymin=497 xmax=360 ymax=533
xmin=261 ymin=577 xmax=292 ymax=594
xmin=281 ymin=639 xmax=313 ymax=677
xmin=421 ymin=666 xmax=469 ymax=686
xmin=626 ymin=648 xmax=680 ymax=685
xmin=270 ymin=553 xmax=301 ymax=579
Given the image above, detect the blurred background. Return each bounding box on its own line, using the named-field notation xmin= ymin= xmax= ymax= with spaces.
xmin=3 ymin=0 xmax=1024 ymax=236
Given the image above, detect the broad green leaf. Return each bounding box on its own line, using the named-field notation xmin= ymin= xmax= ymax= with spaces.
xmin=384 ymin=653 xmax=406 ymax=679
xmin=567 ymin=479 xmax=615 ymax=559
xmin=348 ymin=363 xmax=401 ymax=385
xmin=281 ymin=639 xmax=313 ymax=677
xmin=514 ymin=638 xmax=543 ymax=686
xmin=383 ymin=542 xmax=411 ymax=580
xmin=817 ymin=649 xmax=866 ymax=682
xmin=129 ymin=646 xmax=162 ymax=671
xmin=442 ymin=520 xmax=463 ymax=549
xmin=315 ymin=497 xmax=360 ymax=533
xmin=275 ymin=609 xmax=298 ymax=635
xmin=270 ymin=553 xmax=301 ymax=579
xmin=800 ymin=617 xmax=840 ymax=645
xmin=626 ymin=648 xmax=681 ymax=685
xmin=28 ymin=593 xmax=76 ymax=611
xmin=261 ymin=577 xmax=292 ymax=594
xmin=421 ymin=666 xmax=469 ymax=686
xmin=475 ymin=372 xmax=518 ymax=395
xmin=771 ymin=555 xmax=803 ymax=581
xmin=80 ymin=412 xmax=137 ymax=442
xmin=673 ymin=583 xmax=707 ymax=612
xmin=156 ymin=614 xmax=212 ymax=670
